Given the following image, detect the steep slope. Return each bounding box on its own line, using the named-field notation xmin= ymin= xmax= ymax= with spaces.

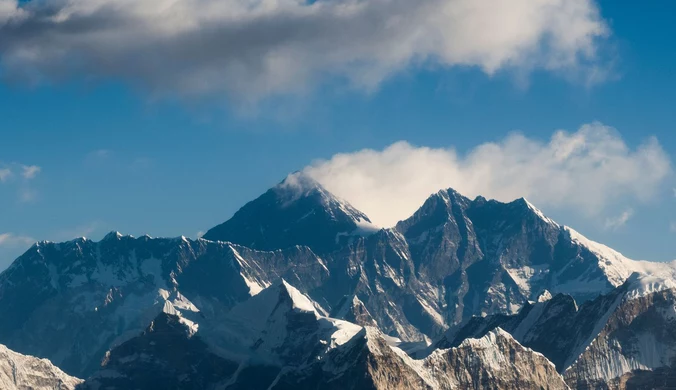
xmin=203 ymin=173 xmax=377 ymax=254
xmin=434 ymin=286 xmax=626 ymax=371
xmin=564 ymin=276 xmax=676 ymax=389
xmin=0 ymin=344 xmax=82 ymax=390
xmin=422 ymin=328 xmax=569 ymax=390
xmin=0 ymin=233 xmax=327 ymax=377
xmin=84 ymin=280 xmax=569 ymax=390
xmin=433 ymin=274 xmax=676 ymax=389
xmin=80 ymin=312 xmax=242 ymax=390
xmin=82 ymin=281 xmax=366 ymax=389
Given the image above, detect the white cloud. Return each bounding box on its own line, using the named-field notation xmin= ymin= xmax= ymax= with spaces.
xmin=0 ymin=0 xmax=609 ymax=100
xmin=0 ymin=232 xmax=35 ymax=248
xmin=21 ymin=165 xmax=41 ymax=179
xmin=0 ymin=167 xmax=11 ymax=182
xmin=304 ymin=122 xmax=671 ymax=227
xmin=604 ymin=209 xmax=633 ymax=230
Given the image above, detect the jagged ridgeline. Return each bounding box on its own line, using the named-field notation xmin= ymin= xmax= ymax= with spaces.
xmin=1 ymin=172 xmax=676 ymax=389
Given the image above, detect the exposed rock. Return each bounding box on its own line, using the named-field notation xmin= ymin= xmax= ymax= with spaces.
xmin=0 ymin=344 xmax=82 ymax=390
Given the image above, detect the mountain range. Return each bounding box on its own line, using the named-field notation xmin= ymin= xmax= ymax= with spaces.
xmin=1 ymin=172 xmax=675 ymax=389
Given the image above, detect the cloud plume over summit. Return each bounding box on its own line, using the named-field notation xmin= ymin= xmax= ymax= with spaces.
xmin=304 ymin=123 xmax=671 ymax=227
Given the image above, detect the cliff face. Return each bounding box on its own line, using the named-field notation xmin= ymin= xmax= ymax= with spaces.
xmin=564 ymin=287 xmax=676 ymax=389
xmin=422 ymin=328 xmax=569 ymax=390
xmin=0 ymin=344 xmax=82 ymax=390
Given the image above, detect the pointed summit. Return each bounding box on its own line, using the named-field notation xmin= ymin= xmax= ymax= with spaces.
xmin=202 ymin=172 xmax=376 ymax=253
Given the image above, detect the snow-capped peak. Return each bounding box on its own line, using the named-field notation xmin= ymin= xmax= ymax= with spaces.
xmin=101 ymin=231 xmax=126 ymax=241
xmin=458 ymin=327 xmax=515 ymax=349
xmin=227 ymin=280 xmax=322 ymax=331
xmin=521 ymin=198 xmax=559 ymax=226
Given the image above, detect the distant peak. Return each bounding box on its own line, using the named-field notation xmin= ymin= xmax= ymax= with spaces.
xmin=102 ymin=231 xmax=123 ymax=241
xmin=459 ymin=327 xmax=516 ymax=349
xmin=278 ymin=171 xmax=321 ymax=189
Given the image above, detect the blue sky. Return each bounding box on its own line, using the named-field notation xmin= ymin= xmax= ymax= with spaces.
xmin=0 ymin=0 xmax=675 ymax=269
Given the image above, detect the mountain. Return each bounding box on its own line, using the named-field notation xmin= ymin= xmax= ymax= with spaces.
xmin=304 ymin=187 xmax=676 ymax=343
xmin=82 ymin=281 xmax=568 ymax=390
xmin=421 ymin=328 xmax=569 ymax=390
xmin=81 ymin=281 xmax=366 ymax=389
xmin=564 ymin=274 xmax=676 ymax=389
xmin=0 ymin=233 xmax=328 ymax=377
xmin=2 ymin=174 xmax=676 ymax=388
xmin=0 ymin=344 xmax=82 ymax=390
xmin=432 ymin=273 xmax=676 ymax=389
xmin=203 ymin=173 xmax=377 ymax=254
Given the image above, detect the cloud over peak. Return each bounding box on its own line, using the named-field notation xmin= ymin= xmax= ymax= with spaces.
xmin=0 ymin=0 xmax=609 ymax=100
xmin=304 ymin=123 xmax=671 ymax=227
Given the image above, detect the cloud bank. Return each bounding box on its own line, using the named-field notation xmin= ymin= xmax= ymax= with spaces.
xmin=304 ymin=123 xmax=671 ymax=227
xmin=0 ymin=0 xmax=608 ymax=100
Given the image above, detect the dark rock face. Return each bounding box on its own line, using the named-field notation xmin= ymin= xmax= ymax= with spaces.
xmin=434 ymin=285 xmax=629 ymax=371
xmin=203 ymin=173 xmax=373 ymax=254
xmin=564 ymin=287 xmax=676 ymax=389
xmin=79 ymin=312 xmax=240 ymax=390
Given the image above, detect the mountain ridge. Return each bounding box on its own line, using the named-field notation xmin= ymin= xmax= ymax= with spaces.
xmin=2 ymin=173 xmax=676 ymax=388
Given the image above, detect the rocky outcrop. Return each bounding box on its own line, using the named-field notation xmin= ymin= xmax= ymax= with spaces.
xmin=0 ymin=344 xmax=82 ymax=390
xmin=424 ymin=328 xmax=569 ymax=390
xmin=564 ymin=282 xmax=676 ymax=389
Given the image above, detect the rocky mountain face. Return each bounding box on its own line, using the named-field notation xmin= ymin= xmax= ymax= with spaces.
xmin=1 ymin=172 xmax=676 ymax=389
xmin=432 ymin=273 xmax=676 ymax=389
xmin=0 ymin=344 xmax=82 ymax=390
xmin=564 ymin=276 xmax=676 ymax=389
xmin=81 ymin=282 xmax=569 ymax=390
xmin=203 ymin=173 xmax=376 ymax=254
xmin=0 ymin=233 xmax=328 ymax=377
xmin=208 ymin=175 xmax=676 ymax=344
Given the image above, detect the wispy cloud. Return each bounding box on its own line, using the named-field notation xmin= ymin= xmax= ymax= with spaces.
xmin=0 ymin=161 xmax=42 ymax=202
xmin=0 ymin=232 xmax=36 ymax=248
xmin=21 ymin=165 xmax=41 ymax=180
xmin=604 ymin=209 xmax=634 ymax=231
xmin=304 ymin=123 xmax=671 ymax=227
xmin=0 ymin=0 xmax=610 ymax=101
xmin=0 ymin=168 xmax=11 ymax=182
